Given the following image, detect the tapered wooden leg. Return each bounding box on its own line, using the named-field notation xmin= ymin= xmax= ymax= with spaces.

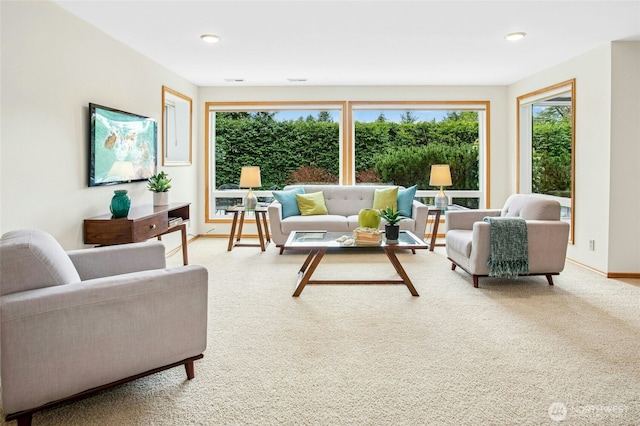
xmin=546 ymin=274 xmax=554 ymax=285
xmin=473 ymin=275 xmax=479 ymax=288
xmin=451 ymin=263 xmax=457 ymax=271
xmin=185 ymin=360 xmax=195 ymax=380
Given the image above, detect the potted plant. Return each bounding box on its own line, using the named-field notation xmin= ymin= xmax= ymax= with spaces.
xmin=148 ymin=171 xmax=172 ymax=206
xmin=377 ymin=207 xmax=404 ymax=242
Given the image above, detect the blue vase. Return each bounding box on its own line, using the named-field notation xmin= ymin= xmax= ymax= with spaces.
xmin=110 ymin=190 xmax=131 ymax=218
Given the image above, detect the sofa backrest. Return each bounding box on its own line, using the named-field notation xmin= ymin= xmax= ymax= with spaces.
xmin=0 ymin=229 xmax=81 ymax=296
xmin=284 ymin=185 xmax=401 ymax=217
xmin=501 ymin=194 xmax=561 ymax=220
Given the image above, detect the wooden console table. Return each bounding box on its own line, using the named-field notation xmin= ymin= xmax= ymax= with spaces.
xmin=84 ymin=202 xmax=190 ymax=265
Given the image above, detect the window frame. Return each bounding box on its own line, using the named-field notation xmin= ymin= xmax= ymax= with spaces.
xmin=516 ymin=79 xmax=575 ymax=244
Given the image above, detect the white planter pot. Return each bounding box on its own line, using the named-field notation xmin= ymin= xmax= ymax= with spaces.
xmin=153 ymin=192 xmax=169 ymax=206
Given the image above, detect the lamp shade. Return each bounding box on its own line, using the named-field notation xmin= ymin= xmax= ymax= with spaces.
xmin=239 ymin=166 xmax=261 ymax=188
xmin=429 ymin=164 xmax=452 ymax=187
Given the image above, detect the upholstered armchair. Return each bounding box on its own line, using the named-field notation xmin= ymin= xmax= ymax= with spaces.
xmin=0 ymin=229 xmax=208 ymax=426
xmin=445 ymin=194 xmax=570 ymax=288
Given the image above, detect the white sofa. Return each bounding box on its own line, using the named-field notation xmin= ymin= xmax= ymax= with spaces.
xmin=268 ymin=184 xmax=428 ymax=250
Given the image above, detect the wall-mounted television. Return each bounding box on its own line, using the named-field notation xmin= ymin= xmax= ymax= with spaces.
xmin=89 ymin=103 xmax=157 ymax=187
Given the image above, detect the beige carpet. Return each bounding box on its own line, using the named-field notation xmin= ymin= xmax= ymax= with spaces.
xmin=3 ymin=238 xmax=639 ymax=425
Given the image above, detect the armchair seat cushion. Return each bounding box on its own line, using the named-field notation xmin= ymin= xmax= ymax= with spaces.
xmin=446 ymin=229 xmax=473 ymax=257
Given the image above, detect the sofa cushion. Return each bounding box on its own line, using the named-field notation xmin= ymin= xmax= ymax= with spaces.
xmin=373 ymin=186 xmax=398 ymax=211
xmin=0 ymin=229 xmax=81 ymax=296
xmin=397 ymin=185 xmax=417 ymax=218
xmin=281 ymin=215 xmax=349 ymax=233
xmin=296 ymin=191 xmax=329 ymax=216
xmin=273 ymin=187 xmax=305 ymax=218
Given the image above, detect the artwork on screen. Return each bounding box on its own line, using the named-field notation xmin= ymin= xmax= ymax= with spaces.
xmin=89 ymin=103 xmax=157 ymax=187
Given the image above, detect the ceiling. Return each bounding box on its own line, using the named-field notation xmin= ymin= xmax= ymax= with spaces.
xmin=53 ymin=0 xmax=640 ymax=87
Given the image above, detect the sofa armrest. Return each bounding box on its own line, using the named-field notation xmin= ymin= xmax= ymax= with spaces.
xmin=411 ymin=200 xmax=429 ymax=238
xmin=67 ymin=241 xmax=166 ymax=280
xmin=445 ymin=209 xmax=501 ymax=232
xmin=267 ymin=201 xmax=287 ymax=245
xmin=0 ymin=265 xmax=208 ymax=414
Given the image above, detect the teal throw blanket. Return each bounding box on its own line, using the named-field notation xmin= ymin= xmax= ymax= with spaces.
xmin=483 ymin=217 xmax=530 ymax=278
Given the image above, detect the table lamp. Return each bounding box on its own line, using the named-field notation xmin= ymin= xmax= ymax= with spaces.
xmin=429 ymin=164 xmax=452 ymax=209
xmin=239 ymin=166 xmax=261 ymax=210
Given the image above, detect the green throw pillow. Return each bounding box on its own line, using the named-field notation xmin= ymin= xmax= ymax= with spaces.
xmin=397 ymin=185 xmax=417 ymax=218
xmin=296 ymin=191 xmax=328 ymax=216
xmin=273 ymin=187 xmax=305 ymax=218
xmin=373 ymin=187 xmax=398 ymax=211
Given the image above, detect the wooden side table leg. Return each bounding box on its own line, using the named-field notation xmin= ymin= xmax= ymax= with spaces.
xmin=429 ymin=210 xmax=441 ymax=251
xmin=256 ymin=211 xmax=266 ymax=251
xmin=227 ymin=211 xmax=240 ymax=251
xmin=261 ymin=211 xmax=271 ymax=243
xmin=236 ymin=211 xmax=246 ymax=243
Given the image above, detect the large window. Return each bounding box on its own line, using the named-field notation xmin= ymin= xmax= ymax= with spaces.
xmin=517 ymin=80 xmax=575 ymax=243
xmin=206 ymin=100 xmax=490 ymax=223
xmin=205 ymin=102 xmax=345 ymax=220
xmin=350 ymin=101 xmax=488 ymax=209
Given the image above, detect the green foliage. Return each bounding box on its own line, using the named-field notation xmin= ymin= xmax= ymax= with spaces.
xmin=532 ymin=120 xmax=572 ymax=196
xmin=373 ymin=143 xmax=479 ymax=190
xmin=147 ymin=171 xmax=171 ymax=192
xmin=215 ymin=115 xmax=339 ymax=189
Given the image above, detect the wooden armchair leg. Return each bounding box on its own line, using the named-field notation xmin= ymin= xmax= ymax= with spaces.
xmin=546 ymin=274 xmax=554 ymax=286
xmin=17 ymin=413 xmax=32 ymax=426
xmin=451 ymin=263 xmax=457 ymax=271
xmin=185 ymin=360 xmax=195 ymax=380
xmin=473 ymin=275 xmax=479 ymax=288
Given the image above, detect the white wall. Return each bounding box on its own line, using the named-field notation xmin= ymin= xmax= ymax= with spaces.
xmin=609 ymin=42 xmax=640 ymax=273
xmin=1 ymin=0 xmax=201 ymax=250
xmin=508 ymin=42 xmax=640 ymax=274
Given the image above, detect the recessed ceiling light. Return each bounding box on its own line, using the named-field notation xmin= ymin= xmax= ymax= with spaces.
xmin=504 ymin=32 xmax=526 ymax=41
xmin=200 ymin=34 xmax=221 ymax=43
xmin=287 ymin=78 xmax=308 ymax=82
xmin=224 ymin=78 xmax=245 ymax=83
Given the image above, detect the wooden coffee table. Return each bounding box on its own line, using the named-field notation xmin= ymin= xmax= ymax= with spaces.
xmin=283 ymin=230 xmax=427 ymax=297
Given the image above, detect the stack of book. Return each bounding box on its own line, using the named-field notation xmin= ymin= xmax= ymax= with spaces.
xmin=353 ymin=227 xmax=382 ymax=246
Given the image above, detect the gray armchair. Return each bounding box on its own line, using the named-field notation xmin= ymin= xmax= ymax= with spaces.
xmin=0 ymin=229 xmax=208 ymax=426
xmin=445 ymin=194 xmax=570 ymax=288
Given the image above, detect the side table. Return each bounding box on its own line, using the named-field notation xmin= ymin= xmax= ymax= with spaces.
xmin=227 ymin=206 xmax=271 ymax=251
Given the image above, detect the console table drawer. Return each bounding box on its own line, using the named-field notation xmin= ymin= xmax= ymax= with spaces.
xmin=84 ymin=202 xmax=190 ymax=246
xmin=134 ymin=215 xmax=168 ymax=240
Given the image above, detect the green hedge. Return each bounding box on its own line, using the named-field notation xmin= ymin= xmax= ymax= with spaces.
xmin=214 ymin=113 xmax=570 ymax=196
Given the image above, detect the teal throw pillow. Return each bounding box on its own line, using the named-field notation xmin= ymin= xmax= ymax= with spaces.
xmin=397 ymin=185 xmax=417 ymax=218
xmin=273 ymin=187 xmax=305 ymax=219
